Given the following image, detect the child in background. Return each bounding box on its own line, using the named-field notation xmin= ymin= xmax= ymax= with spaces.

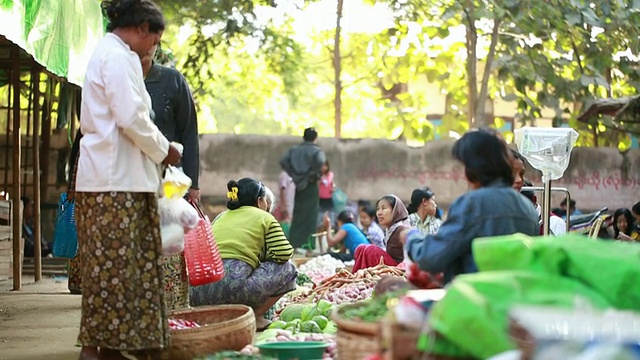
xmin=323 ymin=210 xmax=370 ymax=262
xmin=318 ymin=160 xmax=335 ymax=227
xmin=359 ymin=204 xmax=385 ymax=249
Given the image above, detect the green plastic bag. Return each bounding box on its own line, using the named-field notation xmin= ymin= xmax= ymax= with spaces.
xmin=331 ymin=188 xmax=348 ymax=214
xmin=473 ymin=233 xmax=640 ymax=311
xmin=426 ymin=271 xmax=611 ymax=359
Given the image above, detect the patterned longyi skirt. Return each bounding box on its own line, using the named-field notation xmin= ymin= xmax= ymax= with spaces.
xmin=75 ymin=192 xmax=170 ymax=351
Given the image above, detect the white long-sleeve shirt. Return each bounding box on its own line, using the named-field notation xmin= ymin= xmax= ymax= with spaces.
xmin=76 ymin=33 xmax=169 ymax=193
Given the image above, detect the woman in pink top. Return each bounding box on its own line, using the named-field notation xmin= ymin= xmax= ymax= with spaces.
xmin=318 ymin=160 xmax=335 ymax=226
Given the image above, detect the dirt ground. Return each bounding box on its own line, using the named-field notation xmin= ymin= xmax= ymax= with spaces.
xmin=0 ymin=276 xmax=81 ymax=360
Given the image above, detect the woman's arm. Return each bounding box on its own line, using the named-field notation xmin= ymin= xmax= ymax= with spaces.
xmin=323 ymin=213 xmax=346 ymax=247
xmin=264 ymin=219 xmax=294 ymax=262
xmin=405 ymin=195 xmax=476 ymax=273
xmin=103 ymin=54 xmax=169 ymax=164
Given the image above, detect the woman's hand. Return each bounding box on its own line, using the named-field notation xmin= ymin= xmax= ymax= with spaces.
xmin=617 ymin=232 xmax=634 ymax=241
xmin=162 ymin=144 xmax=182 ymax=166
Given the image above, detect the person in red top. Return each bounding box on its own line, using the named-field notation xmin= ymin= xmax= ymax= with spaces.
xmin=318 ymin=160 xmax=335 ymax=227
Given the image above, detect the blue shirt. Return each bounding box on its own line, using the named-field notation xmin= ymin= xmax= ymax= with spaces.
xmin=406 ymin=181 xmax=539 ymax=284
xmin=341 ymin=223 xmax=370 ymax=254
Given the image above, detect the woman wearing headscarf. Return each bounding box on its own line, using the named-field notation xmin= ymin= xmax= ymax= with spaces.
xmin=352 ymin=194 xmax=411 ymax=272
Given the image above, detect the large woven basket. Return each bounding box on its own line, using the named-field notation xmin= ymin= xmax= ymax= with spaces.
xmin=336 ymin=328 xmax=380 ymax=360
xmin=162 ymin=304 xmax=256 ymax=360
xmin=331 ymin=304 xmax=380 ymax=336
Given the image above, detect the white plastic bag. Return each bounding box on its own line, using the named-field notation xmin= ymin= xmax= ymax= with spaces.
xmin=158 ymin=197 xmax=199 ymax=229
xmin=161 ymin=223 xmax=185 ymax=255
xmin=162 ymin=165 xmax=192 ymax=199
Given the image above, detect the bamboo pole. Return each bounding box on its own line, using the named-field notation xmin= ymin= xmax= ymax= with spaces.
xmin=11 ymin=46 xmax=22 ymax=290
xmin=32 ymin=68 xmax=42 ymax=282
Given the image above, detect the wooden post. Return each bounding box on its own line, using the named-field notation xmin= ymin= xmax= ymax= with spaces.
xmin=32 ymin=68 xmax=41 ymax=282
xmin=39 ymin=79 xmax=52 ymax=202
xmin=11 ymin=46 xmax=21 ymax=290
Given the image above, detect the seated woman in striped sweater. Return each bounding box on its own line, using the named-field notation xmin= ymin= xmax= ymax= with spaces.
xmin=190 ymin=178 xmax=297 ymax=330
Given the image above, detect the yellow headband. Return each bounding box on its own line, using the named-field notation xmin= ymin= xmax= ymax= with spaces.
xmin=227 ymin=186 xmax=238 ymax=201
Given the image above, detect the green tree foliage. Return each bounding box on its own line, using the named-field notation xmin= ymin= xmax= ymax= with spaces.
xmin=156 ymin=0 xmax=640 ymax=148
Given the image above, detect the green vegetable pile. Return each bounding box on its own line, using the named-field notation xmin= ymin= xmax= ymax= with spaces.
xmin=271 ymin=300 xmax=337 ymax=334
xmin=296 ymin=272 xmax=313 ymax=287
xmin=340 ymin=289 xmax=407 ymax=323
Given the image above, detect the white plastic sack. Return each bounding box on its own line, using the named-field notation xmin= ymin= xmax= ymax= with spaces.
xmin=161 ymin=223 xmax=185 ymax=255
xmin=158 ymin=197 xmax=199 ymax=229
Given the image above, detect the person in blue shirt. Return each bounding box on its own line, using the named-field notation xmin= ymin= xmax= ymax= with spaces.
xmin=323 ymin=209 xmax=370 ymax=261
xmin=403 ymin=129 xmax=539 ymax=284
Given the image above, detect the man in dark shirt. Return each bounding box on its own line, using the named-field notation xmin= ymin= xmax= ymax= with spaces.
xmin=142 ymin=47 xmax=200 ymax=202
xmin=280 ymin=128 xmax=326 ymax=248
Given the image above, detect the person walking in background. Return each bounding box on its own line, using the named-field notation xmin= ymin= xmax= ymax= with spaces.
xmin=280 ymin=127 xmax=326 ymax=249
xmin=318 ymin=160 xmax=335 ymax=227
xmin=141 ymin=43 xmax=199 ymax=312
xmin=75 ymin=1 xmax=181 ymax=359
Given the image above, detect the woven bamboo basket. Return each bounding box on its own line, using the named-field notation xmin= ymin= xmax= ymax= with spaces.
xmin=162 ymin=304 xmax=256 ymax=360
xmin=331 ymin=304 xmax=380 ymax=336
xmin=336 ymin=328 xmax=380 ymax=360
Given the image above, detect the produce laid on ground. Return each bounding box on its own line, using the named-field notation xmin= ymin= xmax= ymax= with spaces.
xmin=273 ymin=300 xmax=337 ymax=334
xmin=297 ymin=255 xmax=346 ymax=284
xmin=302 ymin=261 xmax=406 ymax=305
xmin=339 ymin=289 xmax=408 ymax=323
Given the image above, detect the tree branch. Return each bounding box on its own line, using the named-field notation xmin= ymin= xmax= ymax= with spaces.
xmin=571 ymin=39 xmax=585 ymax=74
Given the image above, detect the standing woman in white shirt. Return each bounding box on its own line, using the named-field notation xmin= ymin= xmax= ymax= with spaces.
xmin=75 ymin=1 xmax=181 ymax=359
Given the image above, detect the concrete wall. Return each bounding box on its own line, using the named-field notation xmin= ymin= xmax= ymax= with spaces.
xmin=200 ymin=134 xmax=640 ymax=212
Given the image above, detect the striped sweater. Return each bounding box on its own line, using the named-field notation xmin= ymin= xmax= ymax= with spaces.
xmin=212 ymin=206 xmax=293 ymax=269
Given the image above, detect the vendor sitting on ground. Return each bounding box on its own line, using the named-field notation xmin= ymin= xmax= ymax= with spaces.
xmin=352 ymin=194 xmax=411 ymax=272
xmin=404 ymin=129 xmax=538 ymax=284
xmin=322 ymin=209 xmax=370 ymax=262
xmin=190 ymin=178 xmax=297 ymax=330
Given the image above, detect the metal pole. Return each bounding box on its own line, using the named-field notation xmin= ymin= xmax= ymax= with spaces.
xmin=542 ymin=180 xmax=552 ymax=236
xmin=521 ymin=186 xmax=571 ymax=232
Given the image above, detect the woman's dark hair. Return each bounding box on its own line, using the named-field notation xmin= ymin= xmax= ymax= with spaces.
xmin=360 ymin=204 xmax=377 ymax=221
xmin=510 ymin=148 xmax=526 ymax=163
xmin=337 ymin=210 xmax=355 ymax=224
xmin=226 ymin=178 xmax=266 ymax=210
xmin=613 ymin=208 xmax=635 ymax=237
xmin=376 ymin=195 xmax=397 ymax=209
xmin=101 ymin=0 xmax=165 ymax=33
xmin=452 ymin=129 xmax=515 ymax=187
xmin=633 ymin=201 xmax=640 ymax=216
xmin=408 ymin=187 xmax=435 ymax=214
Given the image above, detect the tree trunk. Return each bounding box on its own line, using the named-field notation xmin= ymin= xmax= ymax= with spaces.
xmin=475 ymin=18 xmax=501 ymax=128
xmin=464 ymin=2 xmax=477 ymax=127
xmin=333 ymin=0 xmax=344 ymax=138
